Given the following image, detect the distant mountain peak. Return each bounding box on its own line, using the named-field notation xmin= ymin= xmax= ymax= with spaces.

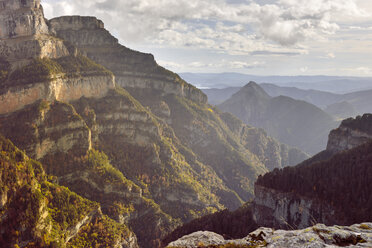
xmin=236 ymin=81 xmax=270 ymax=100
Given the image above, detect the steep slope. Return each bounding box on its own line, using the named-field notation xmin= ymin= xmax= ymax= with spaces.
xmin=48 ymin=16 xmax=297 ymax=202
xmin=0 ymin=6 xmax=271 ymax=248
xmin=0 ymin=6 xmax=308 ymax=248
xmin=0 ymin=135 xmax=138 ymax=248
xmin=253 ymin=114 xmax=372 ymax=229
xmin=219 ymin=82 xmax=338 ymax=154
xmin=164 ymin=114 xmax=372 ymax=246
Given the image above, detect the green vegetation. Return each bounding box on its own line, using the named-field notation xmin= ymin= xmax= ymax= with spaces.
xmin=0 ymin=57 xmax=10 ymax=84
xmin=256 ymin=140 xmax=372 ymax=225
xmin=8 ymin=54 xmax=112 ymax=86
xmin=0 ymin=135 xmax=134 ymax=248
xmin=67 ymin=216 xmax=132 ymax=248
xmin=87 ymin=149 xmax=127 ymax=184
xmin=9 ymin=58 xmax=62 ymax=84
xmin=163 ymin=203 xmax=258 ymax=246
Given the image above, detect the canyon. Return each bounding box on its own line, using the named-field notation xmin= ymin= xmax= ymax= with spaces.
xmin=0 ymin=1 xmax=311 ymax=248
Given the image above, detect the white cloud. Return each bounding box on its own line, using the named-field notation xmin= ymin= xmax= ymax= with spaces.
xmin=41 ymin=0 xmax=372 ymax=76
xmin=43 ymin=0 xmax=370 ymax=48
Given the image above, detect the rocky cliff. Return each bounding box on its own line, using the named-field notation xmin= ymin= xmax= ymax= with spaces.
xmin=0 ymin=0 xmax=69 ymax=68
xmin=49 ymin=16 xmax=207 ymax=104
xmin=252 ymin=116 xmax=372 ymax=229
xmin=327 ymin=114 xmax=372 ymax=152
xmin=0 ymin=4 xmax=314 ymax=248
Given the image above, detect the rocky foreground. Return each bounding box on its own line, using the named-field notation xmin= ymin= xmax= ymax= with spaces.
xmin=167 ymin=223 xmax=372 ymax=248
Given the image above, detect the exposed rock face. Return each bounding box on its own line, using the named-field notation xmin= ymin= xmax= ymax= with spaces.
xmin=0 ymin=0 xmax=49 ymax=39
xmin=49 ymin=15 xmax=272 ymax=205
xmin=252 ymin=185 xmax=339 ymax=229
xmin=167 ymin=223 xmax=372 ymax=248
xmin=49 ymin=16 xmax=207 ymax=104
xmin=327 ymin=114 xmax=372 ymax=153
xmin=0 ymin=74 xmax=115 ymax=114
xmin=0 ymin=0 xmax=70 ymax=65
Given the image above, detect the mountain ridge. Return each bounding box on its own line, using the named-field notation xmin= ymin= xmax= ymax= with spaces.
xmin=218 ymin=82 xmax=338 ymax=154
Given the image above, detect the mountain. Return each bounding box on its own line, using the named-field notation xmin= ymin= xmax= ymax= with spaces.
xmin=162 ymin=114 xmax=372 ymax=246
xmin=0 ymin=2 xmax=308 ymax=247
xmin=180 ymin=73 xmax=372 ymax=93
xmin=202 ymin=87 xmax=240 ymax=105
xmin=203 ymin=83 xmax=372 ymax=120
xmin=260 ymin=83 xmax=340 ymax=108
xmin=0 ymin=135 xmax=138 ymax=248
xmin=254 ymin=114 xmax=372 ymax=229
xmin=179 ymin=73 xmax=372 ymax=94
xmin=218 ymin=82 xmax=338 ymax=154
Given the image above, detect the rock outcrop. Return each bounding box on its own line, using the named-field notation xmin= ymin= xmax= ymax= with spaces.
xmin=0 ymin=0 xmax=48 ymax=39
xmin=0 ymin=0 xmax=69 ymax=66
xmin=327 ymin=114 xmax=372 ymax=153
xmin=166 ymin=223 xmax=372 ymax=248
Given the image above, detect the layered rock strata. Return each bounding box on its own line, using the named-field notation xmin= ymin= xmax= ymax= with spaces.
xmin=327 ymin=114 xmax=372 ymax=152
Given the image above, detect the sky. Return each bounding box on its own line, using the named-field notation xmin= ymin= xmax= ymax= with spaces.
xmin=42 ymin=0 xmax=372 ymax=76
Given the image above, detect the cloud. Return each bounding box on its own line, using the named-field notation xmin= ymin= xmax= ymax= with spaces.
xmin=43 ymin=0 xmax=370 ymax=50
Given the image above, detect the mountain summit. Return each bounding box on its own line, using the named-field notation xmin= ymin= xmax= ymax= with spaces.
xmin=219 ymin=82 xmax=338 ymax=154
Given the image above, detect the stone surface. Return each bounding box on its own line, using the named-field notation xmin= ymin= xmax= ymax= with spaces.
xmin=49 ymin=16 xmax=208 ymax=104
xmin=0 ymin=74 xmax=115 ymax=114
xmin=327 ymin=114 xmax=372 ymax=153
xmin=0 ymin=0 xmax=49 ymax=39
xmin=252 ymin=185 xmax=338 ymax=230
xmin=0 ymin=0 xmax=69 ymax=64
xmin=167 ymin=223 xmax=372 ymax=248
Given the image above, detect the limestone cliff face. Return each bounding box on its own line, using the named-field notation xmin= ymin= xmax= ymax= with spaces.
xmin=0 ymin=74 xmax=115 ymax=114
xmin=252 ymin=185 xmax=340 ymax=229
xmin=327 ymin=114 xmax=372 ymax=153
xmin=49 ymin=16 xmax=207 ymax=104
xmin=0 ymin=0 xmax=49 ymax=39
xmin=0 ymin=0 xmax=69 ymax=65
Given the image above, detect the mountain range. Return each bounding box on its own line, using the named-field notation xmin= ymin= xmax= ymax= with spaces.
xmin=218 ymin=82 xmax=338 ymax=154
xmin=180 ymin=72 xmax=372 ymax=93
xmin=163 ymin=114 xmax=372 ymax=247
xmin=0 ymin=1 xmax=309 ymax=247
xmin=203 ymin=83 xmax=372 ymax=120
